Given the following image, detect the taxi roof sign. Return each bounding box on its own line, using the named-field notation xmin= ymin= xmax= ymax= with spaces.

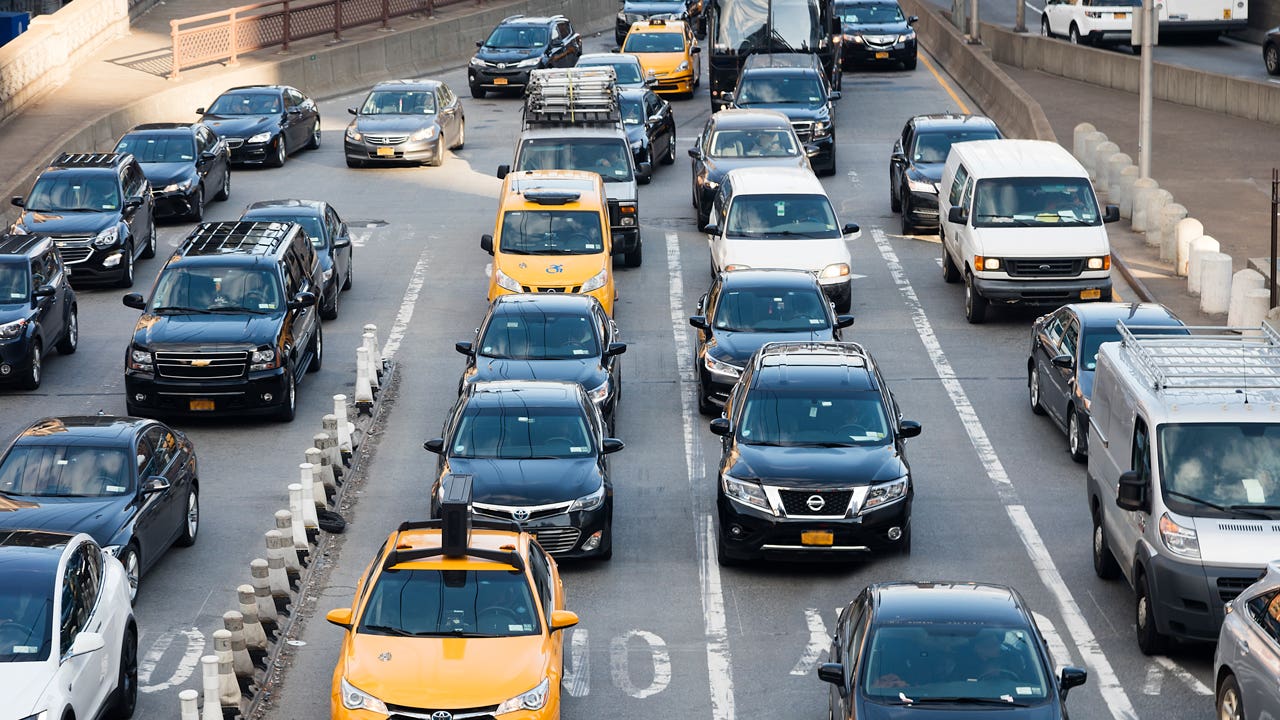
xmin=440 ymin=473 xmax=473 ymax=557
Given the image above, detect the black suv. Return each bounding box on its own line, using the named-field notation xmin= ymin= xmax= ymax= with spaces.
xmin=115 ymin=122 xmax=232 ymax=222
xmin=0 ymin=234 xmax=77 ymax=390
xmin=710 ymin=342 xmax=921 ymax=565
xmin=468 ymin=14 xmax=583 ymax=98
xmin=725 ymin=53 xmax=840 ymax=176
xmin=122 ymin=221 xmax=323 ymax=421
xmin=10 ymin=153 xmax=157 ymax=287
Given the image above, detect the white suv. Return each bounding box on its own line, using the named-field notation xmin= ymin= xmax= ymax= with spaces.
xmin=705 ymin=167 xmax=859 ymax=312
xmin=1 ymin=531 xmax=137 ymax=720
xmin=1041 ymin=0 xmax=1140 ymax=46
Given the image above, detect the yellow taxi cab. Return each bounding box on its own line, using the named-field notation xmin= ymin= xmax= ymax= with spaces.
xmin=483 ymin=170 xmax=616 ymax=315
xmin=620 ymin=18 xmax=700 ymax=98
xmin=328 ymin=474 xmax=579 ymax=719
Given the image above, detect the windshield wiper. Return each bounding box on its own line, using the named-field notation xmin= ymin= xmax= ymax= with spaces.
xmin=152 ymin=306 xmax=214 ymax=315
xmin=208 ymin=306 xmax=270 ymax=315
xmin=1166 ymin=490 xmax=1270 ymax=520
xmin=789 ymin=441 xmax=855 ymax=448
xmin=769 ymin=230 xmax=832 ymax=238
xmin=360 ymin=624 xmax=416 ymax=637
xmin=501 ymin=248 xmax=533 ymax=255
xmin=910 ymin=696 xmax=1030 ymax=707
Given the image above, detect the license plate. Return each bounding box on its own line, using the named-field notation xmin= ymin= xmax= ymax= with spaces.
xmin=494 ymin=77 xmax=509 ymax=85
xmin=376 ymin=147 xmax=394 ymax=157
xmin=801 ymin=530 xmax=834 ymax=546
xmin=1224 ymin=8 xmax=1231 ymax=18
xmin=874 ymin=51 xmax=889 ymax=59
xmin=1114 ymin=12 xmax=1126 ymax=18
xmin=1080 ymin=289 xmax=1102 ymax=300
xmin=189 ymin=399 xmax=215 ymax=411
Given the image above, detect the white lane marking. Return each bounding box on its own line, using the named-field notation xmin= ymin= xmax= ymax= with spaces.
xmin=1142 ymin=663 xmax=1163 ymax=695
xmin=139 ymin=627 xmax=204 ymax=694
xmin=381 ymin=237 xmax=430 ymax=360
xmin=563 ymin=627 xmax=590 ymax=698
xmin=871 ymin=227 xmax=1138 ymax=720
xmin=666 ymin=230 xmax=736 ymax=720
xmin=1026 ymin=1 xmax=1043 ymax=15
xmin=1032 ymin=611 xmax=1074 ymax=668
xmin=846 ymin=169 xmax=861 ymax=185
xmin=610 ymin=630 xmax=672 ymax=699
xmin=1153 ymin=656 xmax=1213 ymax=696
xmin=349 ymin=229 xmax=372 ymax=248
xmin=790 ymin=609 xmax=830 ymax=676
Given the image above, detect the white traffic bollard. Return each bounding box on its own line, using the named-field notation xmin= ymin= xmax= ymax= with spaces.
xmin=1081 ymin=131 xmax=1107 ymax=178
xmin=333 ymin=394 xmax=354 ymax=457
xmin=363 ymin=323 xmax=384 ymax=376
xmin=237 ymin=585 xmax=269 ymax=651
xmin=1072 ymin=122 xmax=1097 ymax=162
xmin=1117 ymin=166 xmax=1140 ymax=219
xmin=362 ymin=332 xmax=380 ymax=391
xmin=1199 ymin=253 xmax=1234 ymax=315
xmin=288 ymin=484 xmax=309 ymax=547
xmin=1093 ymin=142 xmax=1120 ymax=191
xmin=298 ymin=464 xmax=320 ymax=530
xmin=307 ymin=462 xmax=328 ymax=517
xmin=1158 ymin=204 xmax=1187 ymax=264
xmin=214 ymin=629 xmax=242 ymax=708
xmin=355 ymin=347 xmax=374 ymax=415
xmin=179 ymin=688 xmax=200 ymax=720
xmin=222 ymin=611 xmax=255 ymax=680
xmin=200 ymin=655 xmax=221 ymax=720
xmin=264 ymin=530 xmax=293 ymax=597
xmin=249 ymin=559 xmax=278 ymax=627
xmin=274 ymin=510 xmax=303 ymax=574
xmin=1242 ymin=289 xmax=1272 ymax=334
xmin=307 ymin=445 xmax=337 ymax=498
xmin=1105 ymin=152 xmax=1132 ymax=197
xmin=1188 ymin=236 xmax=1221 ymax=295
xmin=1130 ymin=178 xmax=1159 ymax=232
xmin=1175 ymin=218 xmax=1205 ymax=276
xmin=1228 ymin=269 xmax=1266 ymax=327
xmin=320 ymin=418 xmax=344 ymax=474
xmin=1143 ymin=189 xmax=1173 ymax=248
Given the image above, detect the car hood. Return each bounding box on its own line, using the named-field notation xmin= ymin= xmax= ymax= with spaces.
xmin=342 ymin=633 xmax=548 ymax=710
xmin=353 ymin=115 xmax=435 ymax=134
xmin=843 ymin=20 xmax=910 ymax=35
xmin=623 ymin=1 xmax=686 ymax=15
xmin=445 ymin=457 xmax=603 ymax=505
xmin=0 ymin=304 xmax=34 ymax=322
xmin=707 ymin=329 xmax=834 ymax=365
xmin=476 ymin=47 xmax=543 ymax=63
xmin=717 ymin=236 xmax=851 ymax=273
xmin=139 ymin=162 xmax=198 ymax=188
xmin=729 ymin=442 xmax=904 ymax=487
xmin=968 ymin=225 xmax=1110 ymax=257
xmin=470 ymin=357 xmax=608 ymax=389
xmin=15 ymin=211 xmax=114 ymax=236
xmin=497 ymin=254 xmax=607 ymax=287
xmin=735 ymin=103 xmax=827 ymax=122
xmin=200 ymin=115 xmax=276 ymax=138
xmin=637 ymin=53 xmax=690 ymax=75
xmin=1190 ymin=517 xmax=1280 ymax=566
xmin=857 ymin=699 xmax=1061 ymax=720
xmin=133 ymin=312 xmax=283 ymax=349
xmin=908 ymin=161 xmax=945 ymax=184
xmin=706 ymin=154 xmax=809 ymax=184
xmin=0 ymin=495 xmax=125 ymax=546
xmin=3 ymin=661 xmax=56 ymax=717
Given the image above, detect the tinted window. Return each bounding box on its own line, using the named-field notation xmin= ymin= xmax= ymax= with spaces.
xmin=208 ymin=93 xmax=282 ymax=115
xmin=528 ymin=545 xmax=555 ymax=624
xmin=451 ymin=404 xmax=594 ymax=459
xmin=713 ymin=287 xmax=830 ymax=332
xmin=736 ymin=74 xmax=825 ymax=105
xmin=861 ymin=623 xmax=1049 ymax=702
xmin=623 ymin=32 xmax=685 ymax=52
xmin=836 ymin=2 xmax=905 ymax=22
xmin=709 ymin=129 xmax=799 ymax=158
xmin=150 ymin=266 xmax=284 ymax=312
xmin=1247 ymin=591 xmax=1280 ymax=644
xmin=0 ymin=567 xmax=53 ymax=662
xmin=973 ymin=177 xmax=1100 ymax=227
xmin=116 ymin=134 xmax=196 ymax=163
xmin=739 ymin=389 xmax=890 ymax=446
xmin=1158 ymin=423 xmax=1280 ymax=518
xmin=0 ymin=445 xmax=133 ymax=497
xmin=479 ymin=311 xmax=601 ymax=360
xmin=621 ymin=95 xmax=646 ymax=126
xmin=359 ymin=569 xmax=539 ymax=637
xmin=485 ymin=25 xmax=549 ymax=48
xmin=948 ymin=165 xmax=969 ymax=207
xmin=515 ymin=138 xmax=633 ymax=182
xmin=59 ymin=550 xmax=86 ymax=655
xmin=725 ymin=194 xmax=840 ymax=238
xmin=579 ymin=58 xmax=644 ymax=84
xmin=0 ymin=261 xmax=28 ymax=303
xmin=244 ymin=213 xmax=325 ymax=248
xmin=499 ymin=210 xmax=605 ymax=255
xmin=26 ymin=172 xmax=120 ymax=212
xmin=716 ymin=0 xmax=823 ymax=52
xmin=359 ymin=91 xmax=437 ymax=115
xmin=910 ymin=129 xmax=1000 ymax=164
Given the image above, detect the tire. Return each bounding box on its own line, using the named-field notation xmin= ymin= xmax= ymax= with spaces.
xmin=214 ymin=167 xmax=230 ymax=201
xmin=1028 ymin=365 xmax=1046 ymax=415
xmin=661 ymin=137 xmax=676 ymax=165
xmin=903 ymin=53 xmax=917 ymax=71
xmin=697 ymin=376 xmax=718 ymax=417
xmin=1217 ymin=673 xmax=1244 ymax=720
xmin=108 ymin=627 xmax=138 ymax=719
xmin=901 ymin=196 xmax=915 ymax=234
xmin=342 ymin=256 xmax=353 ymax=291
xmin=898 ymin=524 xmax=912 ymax=555
xmin=321 ymin=283 xmax=339 ymax=320
xmin=276 ymin=369 xmax=297 ymax=422
xmin=119 ymin=543 xmax=140 ymax=604
xmin=470 ymin=84 xmax=486 ymax=99
xmin=1068 ymin=408 xmax=1087 ymax=462
xmin=1069 ymin=23 xmax=1083 ymax=45
xmin=942 ymin=247 xmax=960 ymax=283
xmin=20 ymin=341 xmax=41 ymax=390
xmin=1135 ymin=571 xmax=1170 ymax=655
xmin=1092 ymin=508 xmax=1120 ymax=580
xmin=187 ymin=185 xmax=204 ymax=222
xmin=117 ymin=242 xmax=135 ymax=288
xmin=1267 ymin=43 xmax=1280 ymax=76
xmin=307 ymin=118 xmax=321 ymax=150
xmin=623 ymin=239 xmax=643 ymax=268
xmin=454 ymin=120 xmax=466 ymax=150
xmin=889 ymin=180 xmax=901 ymax=213
xmin=964 ymin=272 xmax=987 ymax=324
xmin=1041 ymin=16 xmax=1052 ymax=38
xmin=429 ymin=137 xmax=444 ymax=167
xmin=141 ymin=216 xmax=157 ymax=259
xmin=56 ymin=305 xmax=78 ymax=355
xmin=308 ymin=324 xmax=323 ymax=372
xmin=269 ymin=137 xmax=287 ymax=168
xmin=176 ymin=488 xmax=199 ymax=547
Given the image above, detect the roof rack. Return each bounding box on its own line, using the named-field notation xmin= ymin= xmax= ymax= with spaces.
xmin=758 ymin=341 xmax=870 ymax=364
xmin=52 ymin=153 xmax=124 ymax=168
xmin=182 ymin=221 xmax=294 ymax=255
xmin=523 ymin=67 xmax=620 ymax=129
xmin=1117 ymin=320 xmax=1280 ymax=390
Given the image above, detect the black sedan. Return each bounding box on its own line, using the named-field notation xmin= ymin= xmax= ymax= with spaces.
xmin=0 ymin=415 xmax=199 ymax=601
xmin=1028 ymin=302 xmax=1185 ymax=462
xmin=344 ymin=79 xmax=465 ymax=168
xmin=456 ymin=293 xmax=625 ymax=431
xmin=620 ymin=87 xmax=676 ymax=171
xmin=197 ymin=84 xmax=321 ymax=167
xmin=690 ymin=269 xmax=852 ymax=415
xmin=819 ymin=582 xmax=1088 ymax=719
xmin=115 ymin=123 xmax=231 ymax=222
xmin=836 ymin=0 xmax=918 ymax=70
xmin=688 ymin=109 xmax=810 ymax=230
xmin=424 ymin=380 xmax=623 ymax=560
xmin=238 ymin=199 xmax=353 ymax=320
xmin=890 ymin=113 xmax=1002 ymax=234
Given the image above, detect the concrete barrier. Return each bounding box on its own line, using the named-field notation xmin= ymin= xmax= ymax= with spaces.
xmin=1228 ymin=269 xmax=1267 ymax=326
xmin=1159 ymin=203 xmax=1187 ymax=263
xmin=1081 ymin=131 xmax=1106 ymax=178
xmin=213 ymin=629 xmax=241 ymax=708
xmin=1072 ymin=122 xmax=1096 ymax=161
xmin=1175 ymin=218 xmax=1204 ymax=276
xmin=222 ymin=611 xmax=255 ymax=681
xmin=1093 ymin=141 xmax=1119 ymax=188
xmin=1189 ymin=236 xmax=1221 ymax=295
xmin=1242 ymin=289 xmax=1272 ymax=334
xmin=1200 ymin=253 xmax=1234 ymax=314
xmin=273 ymin=510 xmax=304 ymax=574
xmin=1143 ymin=189 xmax=1173 ymax=248
xmin=1130 ymin=178 xmax=1159 ymax=231
xmin=1117 ymin=166 xmax=1140 ymax=218
xmin=355 ymin=347 xmax=375 ymax=414
xmin=236 ymin=585 xmax=269 ymax=652
xmin=1104 ymin=152 xmax=1131 ymax=194
xmin=333 ymin=394 xmax=354 ymax=458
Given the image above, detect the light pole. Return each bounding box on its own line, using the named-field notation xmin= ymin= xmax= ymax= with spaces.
xmin=1137 ymin=0 xmax=1154 ymax=179
xmin=1015 ymin=0 xmax=1026 ymax=32
xmin=969 ymin=0 xmax=980 ymax=41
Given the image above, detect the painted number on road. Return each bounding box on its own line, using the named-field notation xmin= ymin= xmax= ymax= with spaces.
xmin=138 ymin=627 xmax=205 ymax=694
xmin=560 ymin=627 xmax=672 ymax=699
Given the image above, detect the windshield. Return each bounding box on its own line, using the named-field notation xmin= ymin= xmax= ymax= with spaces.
xmin=836 ymin=2 xmax=905 ymax=23
xmin=485 ymin=25 xmax=549 ymax=48
xmin=1160 ymin=423 xmax=1280 ymax=518
xmin=714 ymin=288 xmax=830 ymax=332
xmin=500 ymin=210 xmax=604 ymax=256
xmin=0 ymin=446 xmax=132 ymax=498
xmin=150 ymin=266 xmax=284 ymax=313
xmin=972 ymin=177 xmax=1100 ymax=228
xmin=621 ymin=96 xmax=646 ymax=126
xmin=515 ymin=138 xmax=634 ymax=182
xmin=861 ymin=624 xmax=1049 ymax=704
xmin=25 ymin=173 xmax=120 ymax=213
xmin=245 ymin=214 xmax=325 ymax=248
xmin=115 ymin=134 xmax=195 ymax=163
xmin=0 ymin=579 xmax=52 ymax=662
xmin=710 ymin=128 xmax=800 ymax=158
xmin=737 ymin=74 xmax=825 ymax=105
xmin=207 ymin=93 xmax=281 ymax=115
xmin=725 ymin=194 xmax=840 ymax=238
xmin=738 ymin=389 xmax=890 ymax=446
xmin=714 ymin=0 xmax=823 ymax=53
xmin=451 ymin=405 xmax=594 ymax=459
xmin=0 ymin=263 xmax=28 ymax=303
xmin=480 ymin=312 xmax=601 ymax=360
xmin=360 ymin=90 xmax=437 ymax=115
xmin=359 ymin=569 xmax=540 ymax=638
xmin=623 ymin=32 xmax=686 ymax=52
xmin=911 ymin=129 xmax=1000 ymax=164
xmin=580 ymin=59 xmax=644 ymax=84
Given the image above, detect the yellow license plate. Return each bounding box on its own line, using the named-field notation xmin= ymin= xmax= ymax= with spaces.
xmin=1114 ymin=12 xmax=1126 ymax=18
xmin=376 ymin=146 xmax=394 ymax=157
xmin=1080 ymin=289 xmax=1102 ymax=300
xmin=1224 ymin=8 xmax=1231 ymax=18
xmin=801 ymin=530 xmax=834 ymax=546
xmin=189 ymin=399 xmax=215 ymax=411
xmin=875 ymin=51 xmax=889 ymax=59
xmin=494 ymin=77 xmax=509 ymax=85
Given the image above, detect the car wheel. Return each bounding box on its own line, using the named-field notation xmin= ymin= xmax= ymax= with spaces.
xmin=623 ymin=239 xmax=642 ymax=268
xmin=108 ymin=626 xmax=138 ymax=719
xmin=176 ymin=488 xmax=199 ymax=547
xmin=889 ymin=179 xmax=901 ymax=213
xmin=470 ymin=83 xmax=486 ymax=99
xmin=215 ymin=168 xmax=230 ymax=201
xmin=1217 ymin=674 xmax=1244 ymax=720
xmin=342 ymin=256 xmax=353 ymax=291
xmin=1092 ymin=508 xmax=1120 ymax=579
xmin=20 ymin=341 xmax=41 ymax=390
xmin=1267 ymin=44 xmax=1280 ymax=76
xmin=455 ymin=120 xmax=466 ymax=150
xmin=276 ymin=369 xmax=297 ymax=422
xmin=1069 ymin=23 xmax=1082 ymax=44
xmin=942 ymin=248 xmax=961 ymax=283
xmin=1135 ymin=571 xmax=1170 ymax=655
xmin=429 ymin=137 xmax=444 ymax=167
xmin=661 ymin=137 xmax=676 ymax=165
xmin=321 ymin=283 xmax=339 ymax=320
xmin=187 ymin=185 xmax=204 ymax=222
xmin=56 ymin=305 xmax=78 ymax=354
xmin=697 ymin=376 xmax=718 ymax=417
xmin=141 ymin=216 xmax=157 ymax=259
xmin=1041 ymin=16 xmax=1052 ymax=37
xmin=270 ymin=137 xmax=287 ymax=168
xmin=118 ymin=242 xmax=135 ymax=288
xmin=307 ymin=118 xmax=321 ymax=149
xmin=964 ymin=272 xmax=987 ymax=324
xmin=1028 ymin=365 xmax=1046 ymax=415
xmin=309 ymin=324 xmax=323 ymax=372
xmin=119 ymin=543 xmax=140 ymax=604
xmin=1068 ymin=408 xmax=1087 ymax=462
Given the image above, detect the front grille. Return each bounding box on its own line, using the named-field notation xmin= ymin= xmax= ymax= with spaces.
xmin=225 ymin=138 xmax=244 ymax=149
xmin=521 ymin=285 xmax=581 ymax=293
xmin=365 ymin=134 xmax=409 ymax=146
xmin=1218 ymin=574 xmax=1265 ymax=603
xmin=864 ymin=34 xmax=896 ymax=47
xmin=1004 ymin=258 xmax=1084 ymax=278
xmin=54 ymin=241 xmax=93 ymax=264
xmin=532 ymin=527 xmax=580 ymax=554
xmin=474 ymin=502 xmax=571 ymax=522
xmin=778 ymin=489 xmax=853 ymax=517
xmin=155 ymin=351 xmax=249 ymax=380
xmin=791 ymin=121 xmax=813 ymax=142
xmin=386 ymin=701 xmax=498 ymax=720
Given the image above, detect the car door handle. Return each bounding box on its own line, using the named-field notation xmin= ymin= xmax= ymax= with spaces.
xmin=1239 ymin=638 xmax=1250 ymax=654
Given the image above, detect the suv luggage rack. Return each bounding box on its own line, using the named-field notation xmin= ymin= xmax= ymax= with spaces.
xmin=1117 ymin=320 xmax=1280 ymax=390
xmin=523 ymin=67 xmax=620 ymax=128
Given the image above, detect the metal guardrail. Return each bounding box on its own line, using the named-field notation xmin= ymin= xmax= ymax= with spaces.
xmin=167 ymin=0 xmax=462 ymax=79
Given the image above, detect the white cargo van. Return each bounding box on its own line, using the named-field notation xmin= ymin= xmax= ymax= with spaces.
xmin=939 ymin=139 xmax=1118 ymax=323
xmin=1088 ymin=321 xmax=1280 ymax=655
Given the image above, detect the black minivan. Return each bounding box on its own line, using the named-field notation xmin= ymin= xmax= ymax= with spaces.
xmin=0 ymin=234 xmax=78 ymax=390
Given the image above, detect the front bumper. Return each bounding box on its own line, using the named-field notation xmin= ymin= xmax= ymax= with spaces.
xmin=819 ymin=277 xmax=851 ymax=306
xmin=124 ymin=367 xmax=291 ymax=417
xmin=226 ymin=138 xmax=274 ymax=164
xmin=697 ymin=358 xmax=742 ymax=407
xmin=971 ymin=275 xmax=1112 ymax=306
xmin=718 ymin=492 xmax=911 ymax=561
xmin=805 ymin=134 xmax=836 ymax=171
xmin=475 ymin=502 xmax=612 ymax=559
xmin=0 ymin=336 xmax=36 ymax=382
xmin=612 ymin=225 xmax=640 ymax=254
xmin=1148 ymin=554 xmax=1265 ymax=642
xmin=344 ymin=137 xmax=441 ymax=164
xmin=650 ymin=71 xmax=696 ymax=96
xmin=842 ymin=39 xmax=916 ymax=66
xmin=330 ymin=690 xmax=560 ymax=720
xmin=51 ymin=240 xmax=130 ymax=284
xmin=152 ymin=189 xmax=199 ymax=219
xmin=904 ymin=189 xmax=940 ymax=227
xmin=468 ymin=65 xmax=534 ymax=90
xmin=491 ymin=283 xmax=615 ymax=316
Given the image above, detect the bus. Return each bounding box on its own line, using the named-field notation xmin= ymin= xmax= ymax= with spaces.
xmin=1157 ymin=0 xmax=1247 ymax=34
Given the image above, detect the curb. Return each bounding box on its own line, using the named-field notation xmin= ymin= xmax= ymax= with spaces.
xmin=1111 ymin=253 xmax=1156 ymax=303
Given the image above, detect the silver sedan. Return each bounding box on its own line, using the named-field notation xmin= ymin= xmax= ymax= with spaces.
xmin=1216 ymin=561 xmax=1280 ymax=720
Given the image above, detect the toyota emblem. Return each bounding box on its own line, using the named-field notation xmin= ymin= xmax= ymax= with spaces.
xmin=805 ymin=494 xmax=826 ymax=511
xmin=512 ymin=508 xmax=530 ymax=521
xmin=432 ymin=712 xmax=453 ymax=720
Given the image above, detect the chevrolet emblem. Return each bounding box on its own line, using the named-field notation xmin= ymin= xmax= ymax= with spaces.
xmin=190 ymin=359 xmax=212 ymax=367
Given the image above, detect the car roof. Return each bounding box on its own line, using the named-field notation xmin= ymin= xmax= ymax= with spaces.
xmin=223 ymin=85 xmax=290 ymax=94
xmin=0 ymin=233 xmax=51 ymax=258
xmin=47 ymin=153 xmax=130 ymax=171
xmin=500 ymin=14 xmax=562 ymax=25
xmin=175 ymin=221 xmax=302 ymax=263
xmin=520 ymin=126 xmax=627 ymax=140
xmin=709 ymin=109 xmax=793 ymax=129
xmin=14 ymin=416 xmax=150 ymax=446
xmin=492 ymin=293 xmax=600 ymax=314
xmin=723 ymin=166 xmax=825 ymax=195
xmin=124 ymin=123 xmax=198 ymax=134
xmin=578 ymin=53 xmax=641 ymax=66
xmin=370 ymin=79 xmax=443 ymax=92
xmin=242 ymin=199 xmax=327 ymax=216
xmin=753 ymin=342 xmax=877 ymax=391
xmin=466 ymin=380 xmax=586 ymax=407
xmin=718 ymin=269 xmax=824 ymax=290
xmin=870 ymin=582 xmax=1032 ymax=627
xmin=909 ymin=113 xmax=1000 ymax=132
xmin=630 ymin=19 xmax=689 ymax=32
xmin=948 ymin=139 xmax=1084 ymax=178
xmin=742 ymin=52 xmax=823 ymax=70
xmin=1060 ymin=302 xmax=1180 ymax=329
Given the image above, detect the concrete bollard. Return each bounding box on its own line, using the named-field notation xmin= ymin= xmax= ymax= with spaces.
xmin=333 ymin=394 xmax=354 ymax=458
xmin=1093 ymin=142 xmax=1120 ymax=191
xmin=305 ymin=447 xmax=336 ymax=501
xmin=274 ymin=510 xmax=304 ymax=574
xmin=1143 ymin=189 xmax=1173 ymax=248
xmin=1242 ymin=289 xmax=1272 ymax=334
xmin=1105 ymin=152 xmax=1132 ymax=196
xmin=1081 ymin=131 xmax=1107 ymax=178
xmin=1158 ymin=204 xmax=1188 ymax=264
xmin=1199 ymin=253 xmax=1234 ymax=315
xmin=1188 ymin=236 xmax=1221 ymax=295
xmin=179 ymin=688 xmax=200 ymax=720
xmin=319 ymin=418 xmax=344 ymax=476
xmin=249 ymin=559 xmax=279 ymax=627
xmin=288 ymin=484 xmax=310 ymax=547
xmin=298 ymin=465 xmax=320 ymax=530
xmin=1072 ymin=122 xmax=1097 ymax=161
xmin=213 ymin=629 xmax=242 ymax=708
xmin=355 ymin=347 xmax=374 ymax=415
xmin=312 ymin=433 xmax=340 ymax=487
xmin=222 ymin=611 xmax=255 ymax=681
xmin=237 ymin=585 xmax=269 ymax=651
xmin=363 ymin=323 xmax=385 ymax=376
xmin=362 ymin=332 xmax=381 ymax=391
xmin=265 ymin=530 xmax=294 ymax=597
xmin=1175 ymin=218 xmax=1205 ymax=276
xmin=1229 ymin=270 xmax=1267 ymax=326
xmin=200 ymin=655 xmax=221 ymax=720
xmin=1117 ymin=167 xmax=1140 ymax=219
xmin=1130 ymin=178 xmax=1159 ymax=232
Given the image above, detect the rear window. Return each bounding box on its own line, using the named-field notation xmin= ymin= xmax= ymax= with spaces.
xmin=515 ymin=138 xmax=634 ymax=182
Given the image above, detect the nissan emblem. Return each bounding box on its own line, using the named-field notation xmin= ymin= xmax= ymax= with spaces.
xmin=806 ymin=494 xmax=826 ymax=512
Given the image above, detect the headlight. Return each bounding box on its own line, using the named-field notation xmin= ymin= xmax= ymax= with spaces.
xmin=820 ymin=263 xmax=849 ymax=278
xmin=847 ymin=34 xmax=864 ymax=44
xmin=496 ymin=677 xmax=550 ymax=715
xmin=703 ymin=351 xmax=742 ymax=378
xmin=677 ymin=60 xmax=690 ymax=71
xmin=580 ymin=268 xmax=609 ymax=293
xmin=470 ymin=56 xmax=488 ymax=67
xmin=722 ymin=474 xmax=772 ymax=513
xmin=619 ymin=201 xmax=637 ymax=227
xmin=321 ymin=268 xmax=334 ymax=283
xmin=975 ymin=255 xmax=1000 ymax=272
xmin=588 ymin=379 xmax=610 ymax=405
xmin=92 ymin=226 xmax=120 ymax=249
xmin=516 ymin=57 xmax=542 ymax=68
xmin=494 ymin=268 xmax=523 ymax=293
xmin=0 ymin=318 xmax=27 ymax=339
xmin=250 ymin=347 xmax=281 ymax=372
xmin=345 ymin=127 xmax=363 ymax=141
xmin=340 ymin=676 xmax=389 ymax=714
xmin=410 ymin=126 xmax=438 ymax=142
xmin=1159 ymin=513 xmax=1200 ymax=559
xmin=907 ymin=177 xmax=937 ymax=193
xmin=861 ymin=477 xmax=908 ymax=512
xmin=1087 ymin=256 xmax=1111 ymax=270
xmin=247 ymin=132 xmax=273 ymax=144
xmin=18 ymin=712 xmax=48 ymax=720
xmin=128 ymin=347 xmax=153 ymax=372
xmin=162 ymin=180 xmax=192 ymax=193
xmin=811 ymin=121 xmax=830 ymax=138
xmin=898 ymin=31 xmax=915 ymax=42
xmin=569 ymin=485 xmax=606 ymax=512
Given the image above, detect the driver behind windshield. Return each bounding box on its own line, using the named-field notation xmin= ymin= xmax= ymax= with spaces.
xmin=151 ymin=267 xmax=283 ymax=312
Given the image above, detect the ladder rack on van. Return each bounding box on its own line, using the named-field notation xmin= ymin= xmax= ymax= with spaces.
xmin=1117 ymin=320 xmax=1280 ymax=390
xmin=522 ymin=67 xmax=620 ymax=128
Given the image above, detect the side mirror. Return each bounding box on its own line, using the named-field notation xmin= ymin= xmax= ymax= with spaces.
xmin=947 ymin=206 xmax=969 ymax=225
xmin=122 ymin=293 xmax=146 ymax=310
xmin=1060 ymin=666 xmax=1088 ymax=692
xmin=195 ymin=107 xmax=206 ymax=115
xmin=842 ymin=222 xmax=860 ymax=235
xmin=423 ymin=438 xmax=445 ymax=454
xmin=637 ymin=161 xmax=653 ymax=183
xmin=65 ymin=632 xmax=105 ymax=660
xmin=891 ymin=152 xmax=906 ymax=163
xmin=325 ymin=607 xmax=354 ymax=629
xmin=688 ymin=147 xmax=702 ymax=159
xmin=496 ymin=164 xmax=510 ymax=179
xmin=476 ymin=40 xmax=484 ymax=48
xmin=829 ymin=90 xmax=841 ymax=101
xmin=908 ymin=15 xmax=919 ymax=24
xmin=602 ymin=438 xmax=625 ymax=454
xmin=124 ymin=197 xmax=144 ymax=211
xmin=288 ymin=291 xmax=317 ymax=310
xmin=709 ymin=417 xmax=731 ymax=436
xmin=611 ymin=46 xmax=621 ymax=53
xmin=332 ymin=233 xmax=351 ymax=248
xmin=142 ymin=476 xmax=171 ymax=494
xmin=648 ymin=114 xmax=664 ymax=124
xmin=550 ymin=609 xmax=580 ymax=631
xmin=688 ymin=315 xmax=709 ymax=330
xmin=1051 ymin=353 xmax=1075 ymax=370
xmin=200 ymin=151 xmax=217 ymax=161
xmin=1116 ymin=470 xmax=1148 ymax=512
xmin=10 ymin=196 xmax=23 ymax=208
xmin=480 ymin=233 xmax=494 ymax=254
xmin=1103 ymin=204 xmax=1120 ymax=223
xmin=704 ymin=223 xmax=721 ymax=236
xmin=817 ymin=662 xmax=844 ymax=686
xmin=835 ymin=314 xmax=855 ymax=329
xmin=692 ymin=45 xmax=702 ymax=53
xmin=32 ymin=284 xmax=55 ymax=299
xmin=347 ymin=107 xmax=358 ymax=116
xmin=455 ymin=341 xmax=474 ymax=356
xmin=721 ymin=92 xmax=735 ymax=104
xmin=898 ymin=420 xmax=923 ymax=438
xmin=605 ymin=341 xmax=627 ymax=357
